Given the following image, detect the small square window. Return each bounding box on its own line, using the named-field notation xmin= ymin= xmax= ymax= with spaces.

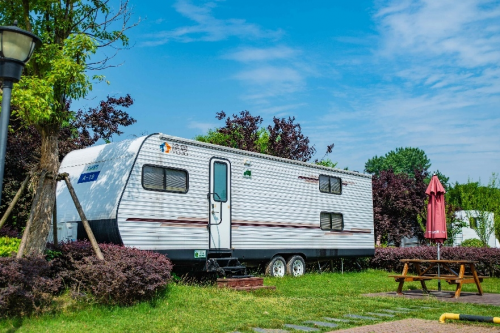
xmin=319 ymin=175 xmax=342 ymax=194
xmin=320 ymin=212 xmax=344 ymax=231
xmin=143 ymin=165 xmax=188 ymax=193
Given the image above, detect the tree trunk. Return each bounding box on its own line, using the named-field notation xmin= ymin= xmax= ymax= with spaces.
xmin=23 ymin=126 xmax=59 ymax=256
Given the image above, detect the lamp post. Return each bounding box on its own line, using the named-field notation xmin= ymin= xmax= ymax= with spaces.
xmin=0 ymin=22 xmax=41 ymax=206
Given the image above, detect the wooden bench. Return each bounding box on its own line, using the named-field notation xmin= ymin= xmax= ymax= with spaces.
xmin=388 ymin=275 xmax=434 ymax=282
xmin=390 ymin=259 xmax=487 ymax=298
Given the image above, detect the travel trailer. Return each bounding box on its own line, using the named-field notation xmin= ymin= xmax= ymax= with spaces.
xmin=53 ymin=133 xmax=375 ymax=276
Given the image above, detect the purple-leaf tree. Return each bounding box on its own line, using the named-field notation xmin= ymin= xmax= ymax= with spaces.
xmin=267 ymin=116 xmax=316 ymax=162
xmin=197 ymin=110 xmax=320 ymax=162
xmin=372 ymin=168 xmax=428 ymax=246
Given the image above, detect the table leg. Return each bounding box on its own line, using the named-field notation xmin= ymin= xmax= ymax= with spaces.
xmin=470 ymin=263 xmax=483 ymax=296
xmin=397 ymin=263 xmax=409 ymax=295
xmin=454 ymin=264 xmax=466 ymax=298
xmin=415 ymin=263 xmax=428 ymax=294
xmin=420 ymin=280 xmax=429 ymax=293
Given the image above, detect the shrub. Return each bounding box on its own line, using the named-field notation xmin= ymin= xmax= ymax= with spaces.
xmin=53 ymin=241 xmax=173 ymax=306
xmin=0 ymin=226 xmax=19 ymax=238
xmin=460 ymin=238 xmax=486 ymax=248
xmin=0 ymin=256 xmax=62 ymax=318
xmin=370 ymin=246 xmax=500 ymax=276
xmin=0 ymin=237 xmax=21 ymax=257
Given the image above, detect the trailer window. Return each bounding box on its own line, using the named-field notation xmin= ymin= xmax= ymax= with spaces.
xmin=142 ymin=165 xmax=188 ymax=193
xmin=319 ymin=175 xmax=342 ymax=194
xmin=213 ymin=161 xmax=227 ymax=202
xmin=320 ymin=212 xmax=343 ymax=231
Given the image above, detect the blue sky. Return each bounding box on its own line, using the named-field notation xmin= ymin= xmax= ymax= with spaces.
xmin=79 ymin=0 xmax=500 ymax=184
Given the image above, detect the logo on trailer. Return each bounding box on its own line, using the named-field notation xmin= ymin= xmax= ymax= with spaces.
xmin=160 ymin=142 xmax=172 ymax=153
xmin=160 ymin=142 xmax=188 ymax=156
xmin=78 ymin=164 xmax=101 ymax=184
xmin=86 ymin=164 xmax=99 ymax=171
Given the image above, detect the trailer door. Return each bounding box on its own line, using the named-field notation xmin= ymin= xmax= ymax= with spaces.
xmin=208 ymin=158 xmax=231 ymax=249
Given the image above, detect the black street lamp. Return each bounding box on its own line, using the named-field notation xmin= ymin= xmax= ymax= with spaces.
xmin=0 ymin=22 xmax=41 ymax=206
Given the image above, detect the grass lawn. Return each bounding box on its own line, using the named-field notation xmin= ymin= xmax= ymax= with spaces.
xmin=1 ymin=269 xmax=499 ymax=332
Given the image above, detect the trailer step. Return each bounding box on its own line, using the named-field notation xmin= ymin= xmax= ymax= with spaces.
xmin=205 ymin=257 xmax=247 ymax=277
xmin=217 ymin=277 xmax=275 ymax=291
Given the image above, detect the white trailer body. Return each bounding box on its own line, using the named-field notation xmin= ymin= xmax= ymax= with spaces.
xmin=55 ymin=133 xmax=374 ymax=266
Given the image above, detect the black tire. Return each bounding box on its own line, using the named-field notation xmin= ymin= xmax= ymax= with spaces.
xmin=265 ymin=256 xmax=286 ymax=277
xmin=286 ymin=255 xmax=305 ymax=277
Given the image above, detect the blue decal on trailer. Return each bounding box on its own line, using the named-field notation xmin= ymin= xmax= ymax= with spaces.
xmin=78 ymin=171 xmax=100 ymax=183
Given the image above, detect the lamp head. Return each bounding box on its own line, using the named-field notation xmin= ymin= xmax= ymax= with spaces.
xmin=0 ymin=22 xmax=41 ymax=82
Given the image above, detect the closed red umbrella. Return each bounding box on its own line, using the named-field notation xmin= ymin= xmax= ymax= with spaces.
xmin=425 ymin=174 xmax=447 ymax=292
xmin=425 ymin=175 xmax=447 ymax=243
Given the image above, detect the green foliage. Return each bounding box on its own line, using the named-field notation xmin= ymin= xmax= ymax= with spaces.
xmin=0 ymin=0 xmax=133 ymax=129
xmin=194 ymin=129 xmax=230 ymax=146
xmin=448 ymin=173 xmax=500 ymax=247
xmin=425 ymin=170 xmax=450 ymax=191
xmin=0 ymin=237 xmax=20 ymax=257
xmin=365 ymin=147 xmax=431 ymax=177
xmin=446 ymin=219 xmax=467 ymax=246
xmin=11 ymin=34 xmax=96 ymax=125
xmin=195 ymin=126 xmax=271 ymax=154
xmin=44 ymin=249 xmax=62 ymax=261
xmin=315 ymin=158 xmax=338 ymax=168
xmin=460 ymin=238 xmax=487 ymax=248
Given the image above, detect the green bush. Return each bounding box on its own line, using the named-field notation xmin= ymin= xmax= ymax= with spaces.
xmin=460 ymin=238 xmax=487 ymax=248
xmin=0 ymin=237 xmax=20 ymax=257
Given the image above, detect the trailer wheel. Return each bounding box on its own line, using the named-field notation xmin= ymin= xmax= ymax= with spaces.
xmin=286 ymin=255 xmax=305 ymax=277
xmin=265 ymin=256 xmax=286 ymax=277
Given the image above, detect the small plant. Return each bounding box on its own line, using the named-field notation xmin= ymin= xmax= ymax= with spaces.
xmin=460 ymin=238 xmax=487 ymax=248
xmin=0 ymin=237 xmax=21 ymax=257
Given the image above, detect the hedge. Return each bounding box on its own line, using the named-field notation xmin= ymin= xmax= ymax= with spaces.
xmin=370 ymin=246 xmax=500 ymax=276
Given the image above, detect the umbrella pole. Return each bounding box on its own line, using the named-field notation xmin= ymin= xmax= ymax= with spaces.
xmin=437 ymin=242 xmax=442 ymax=292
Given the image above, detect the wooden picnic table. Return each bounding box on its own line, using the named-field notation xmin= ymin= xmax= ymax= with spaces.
xmin=389 ymin=259 xmax=488 ymax=298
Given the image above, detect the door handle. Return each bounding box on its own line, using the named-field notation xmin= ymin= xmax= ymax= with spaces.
xmin=207 ymin=192 xmax=223 ymax=225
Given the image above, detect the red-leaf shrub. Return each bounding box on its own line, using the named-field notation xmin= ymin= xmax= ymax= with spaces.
xmin=0 ymin=226 xmax=19 ymax=238
xmin=370 ymin=246 xmax=500 ymax=276
xmin=53 ymin=241 xmax=173 ymax=305
xmin=0 ymin=256 xmax=62 ymax=317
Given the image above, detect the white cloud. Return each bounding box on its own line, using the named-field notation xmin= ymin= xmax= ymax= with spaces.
xmin=142 ymin=0 xmax=282 ymax=46
xmin=376 ymin=0 xmax=500 ymax=67
xmin=234 ymin=67 xmax=302 ymax=85
xmin=256 ymin=103 xmax=307 ymax=115
xmin=224 ymin=46 xmax=298 ymax=62
xmin=224 ymin=45 xmax=316 ymax=105
xmin=188 ymin=121 xmax=218 ymax=133
xmin=310 ymin=0 xmax=500 ymax=182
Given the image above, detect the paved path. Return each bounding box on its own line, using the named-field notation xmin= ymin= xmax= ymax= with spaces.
xmin=326 ymin=319 xmax=500 ymax=333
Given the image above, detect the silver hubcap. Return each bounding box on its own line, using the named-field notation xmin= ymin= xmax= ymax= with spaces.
xmin=292 ymin=259 xmax=304 ymax=277
xmin=273 ymin=260 xmax=285 ymax=277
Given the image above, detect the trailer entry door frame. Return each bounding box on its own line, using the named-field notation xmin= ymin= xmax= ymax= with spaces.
xmin=208 ymin=158 xmax=231 ymax=250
